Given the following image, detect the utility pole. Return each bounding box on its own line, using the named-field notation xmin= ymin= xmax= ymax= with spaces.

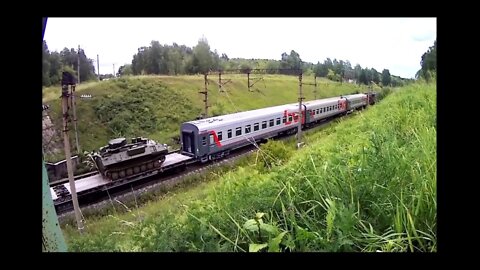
xmin=218 ymin=72 xmax=222 ymax=92
xmin=247 ymin=70 xmax=264 ymax=92
xmin=217 ymin=71 xmax=231 ymax=93
xmin=199 ymin=73 xmax=209 ymax=118
xmin=70 ymin=85 xmax=80 ymax=153
xmin=61 ymin=72 xmax=84 ymax=233
xmin=97 ymin=54 xmax=100 ymax=80
xmin=297 ymin=72 xmax=304 ymax=149
xmin=77 ymin=45 xmax=80 ymax=84
xmin=314 ymin=75 xmax=317 ymax=100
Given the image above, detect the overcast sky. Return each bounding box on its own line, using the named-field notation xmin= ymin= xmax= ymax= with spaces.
xmin=44 ymin=18 xmax=436 ymax=79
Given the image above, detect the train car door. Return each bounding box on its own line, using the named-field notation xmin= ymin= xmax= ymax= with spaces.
xmin=182 ymin=131 xmax=195 ymax=156
xmin=198 ymin=132 xmax=210 ymax=160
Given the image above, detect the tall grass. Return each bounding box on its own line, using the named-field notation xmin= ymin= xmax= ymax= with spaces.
xmin=65 ymin=81 xmax=435 ymax=252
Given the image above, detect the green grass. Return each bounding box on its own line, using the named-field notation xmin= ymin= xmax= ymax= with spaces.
xmin=63 ymin=81 xmax=435 ymax=252
xmin=42 ymin=75 xmax=362 ymax=161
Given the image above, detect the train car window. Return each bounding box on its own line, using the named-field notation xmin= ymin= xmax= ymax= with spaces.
xmin=316 ymin=109 xmax=319 ymax=114
xmin=202 ymin=137 xmax=207 ymax=146
xmin=254 ymin=123 xmax=259 ymax=131
xmin=217 ymin=131 xmax=222 ymax=141
xmin=245 ymin=125 xmax=251 ymax=134
xmin=276 ymin=118 xmax=281 ymax=125
xmin=269 ymin=119 xmax=274 ymax=127
xmin=282 ymin=116 xmax=286 ymax=123
xmin=288 ymin=115 xmax=293 ymax=122
xmin=236 ymin=127 xmax=242 ymax=136
xmin=262 ymin=121 xmax=267 ymax=129
xmin=228 ymin=129 xmax=232 ymax=139
xmin=312 ymin=110 xmax=315 ymax=115
xmin=210 ymin=134 xmax=214 ymax=145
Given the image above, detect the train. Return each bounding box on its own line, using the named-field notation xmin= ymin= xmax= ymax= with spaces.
xmin=51 ymin=91 xmax=376 ymax=211
xmin=93 ymin=92 xmax=376 ymax=179
xmin=180 ymin=92 xmax=376 ymax=162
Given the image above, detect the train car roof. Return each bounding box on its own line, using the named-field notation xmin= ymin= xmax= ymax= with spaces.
xmin=185 ymin=102 xmax=300 ymax=130
xmin=183 ymin=95 xmax=355 ymax=131
xmin=303 ymin=96 xmax=342 ymax=107
xmin=342 ymin=93 xmax=366 ymax=99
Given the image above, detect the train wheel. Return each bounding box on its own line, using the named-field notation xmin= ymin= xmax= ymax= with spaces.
xmin=126 ymin=168 xmax=133 ymax=176
xmin=111 ymin=172 xmax=119 ymax=180
xmin=119 ymin=170 xmax=126 ymax=178
xmin=133 ymin=166 xmax=140 ymax=174
xmin=147 ymin=162 xmax=153 ymax=169
xmin=154 ymin=161 xmax=160 ymax=167
xmin=141 ymin=164 xmax=147 ymax=171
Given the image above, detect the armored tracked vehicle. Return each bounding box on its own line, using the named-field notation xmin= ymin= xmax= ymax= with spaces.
xmin=92 ymin=137 xmax=168 ymax=181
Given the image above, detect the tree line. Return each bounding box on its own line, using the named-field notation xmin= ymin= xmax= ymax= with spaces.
xmin=43 ymin=37 xmax=420 ymax=87
xmin=42 ymin=41 xmax=97 ymax=86
xmin=416 ymin=40 xmax=436 ymax=82
xmin=119 ymin=38 xmax=411 ymax=87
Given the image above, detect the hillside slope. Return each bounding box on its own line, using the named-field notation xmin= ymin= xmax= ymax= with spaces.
xmin=42 ymin=75 xmax=363 ymax=161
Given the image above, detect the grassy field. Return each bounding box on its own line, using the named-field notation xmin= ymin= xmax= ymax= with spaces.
xmin=42 ymin=75 xmax=366 ymax=161
xmin=62 ymin=81 xmax=435 ymax=252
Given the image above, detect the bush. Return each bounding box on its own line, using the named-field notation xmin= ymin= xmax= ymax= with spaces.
xmin=256 ymin=140 xmax=292 ymax=172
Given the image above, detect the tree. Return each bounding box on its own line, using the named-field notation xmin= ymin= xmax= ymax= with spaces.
xmin=287 ymin=50 xmax=302 ymax=71
xmin=371 ymin=68 xmax=380 ymax=84
xmin=117 ymin=64 xmax=133 ymax=76
xmin=192 ymin=38 xmax=214 ymax=74
xmin=42 ymin=41 xmax=96 ymax=86
xmin=354 ymin=64 xmax=362 ymax=83
xmin=417 ymin=40 xmax=436 ymax=81
xmin=42 ymin=41 xmax=51 ymax=86
xmin=48 ymin=52 xmax=62 ymax=85
xmin=382 ymin=69 xmax=391 ymax=86
xmin=359 ymin=69 xmax=367 ymax=85
xmin=278 ymin=50 xmax=302 ymax=74
xmin=266 ymin=60 xmax=280 ymax=74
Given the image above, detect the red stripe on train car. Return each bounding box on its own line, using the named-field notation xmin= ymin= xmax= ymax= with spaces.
xmin=210 ymin=130 xmax=222 ymax=147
